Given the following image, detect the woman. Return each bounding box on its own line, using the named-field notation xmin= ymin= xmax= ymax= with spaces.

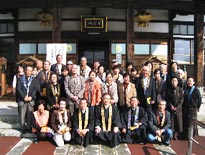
xmin=84 ymin=70 xmax=102 ymax=110
xmin=118 ymin=73 xmax=136 ymax=111
xmin=96 ymin=65 xmax=106 ymax=83
xmin=166 ymin=77 xmax=184 ymax=140
xmin=31 ymin=100 xmax=53 ymax=143
xmin=46 ymin=73 xmax=61 ymax=111
xmin=154 ymin=69 xmax=166 ymax=105
xmin=12 ymin=64 xmax=24 ymax=95
xmin=101 ymin=72 xmax=118 ymax=105
xmin=50 ymin=98 xmax=71 ymax=147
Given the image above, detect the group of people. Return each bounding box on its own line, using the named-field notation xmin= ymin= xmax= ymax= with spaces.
xmin=13 ymin=54 xmax=202 ymax=148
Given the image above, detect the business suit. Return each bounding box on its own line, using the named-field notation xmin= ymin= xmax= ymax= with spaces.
xmin=121 ymin=107 xmax=148 ymax=143
xmin=136 ymin=76 xmax=156 ymax=119
xmin=64 ymin=75 xmax=85 ymax=116
xmin=16 ymin=75 xmax=39 ymax=131
xmin=51 ymin=63 xmax=66 ymax=77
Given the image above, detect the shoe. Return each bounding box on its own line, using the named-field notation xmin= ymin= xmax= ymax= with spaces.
xmin=33 ymin=138 xmax=38 ymax=144
xmin=164 ymin=142 xmax=171 ymax=146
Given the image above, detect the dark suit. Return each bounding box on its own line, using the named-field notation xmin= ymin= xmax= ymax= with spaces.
xmin=147 ymin=110 xmax=172 ymax=144
xmin=51 ymin=63 xmax=66 ymax=77
xmin=16 ymin=75 xmax=39 ymax=131
xmin=166 ymin=86 xmax=184 ymax=133
xmin=136 ymin=76 xmax=156 ymax=119
xmin=121 ymin=107 xmax=148 ymax=143
xmin=73 ymin=108 xmax=94 ymax=147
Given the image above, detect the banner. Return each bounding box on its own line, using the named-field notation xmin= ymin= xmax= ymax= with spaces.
xmin=46 ymin=43 xmax=67 ymax=65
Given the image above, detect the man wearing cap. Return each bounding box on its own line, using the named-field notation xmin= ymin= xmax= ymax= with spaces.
xmin=66 ymin=60 xmax=73 ymax=75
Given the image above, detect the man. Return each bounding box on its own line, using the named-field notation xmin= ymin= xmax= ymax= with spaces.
xmin=66 ymin=60 xmax=73 ymax=75
xmin=51 ymin=54 xmax=66 ymax=78
xmin=16 ymin=66 xmax=39 ymax=133
xmin=73 ymin=98 xmax=94 ymax=147
xmin=121 ymin=97 xmax=148 ymax=144
xmin=95 ymin=93 xmax=121 ymax=148
xmin=64 ymin=64 xmax=85 ymax=116
xmin=78 ymin=57 xmax=91 ymax=80
xmin=147 ymin=100 xmax=172 ymax=146
xmin=37 ymin=60 xmax=53 ymax=99
xmin=136 ymin=66 xmax=156 ymax=119
xmin=36 ymin=60 xmax=43 ymax=74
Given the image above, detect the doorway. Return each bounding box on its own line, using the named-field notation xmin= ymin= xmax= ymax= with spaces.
xmin=79 ymin=41 xmax=109 ymax=69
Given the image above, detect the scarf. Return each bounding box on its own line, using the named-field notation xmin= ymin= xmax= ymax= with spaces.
xmin=156 ymin=110 xmax=166 ymax=127
xmin=78 ymin=107 xmax=89 ymax=130
xmin=58 ymin=109 xmax=68 ymax=125
xmin=51 ymin=83 xmax=60 ymax=104
xmin=101 ymin=105 xmax=112 ymax=132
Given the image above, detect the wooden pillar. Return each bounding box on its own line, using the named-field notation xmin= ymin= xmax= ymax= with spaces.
xmin=168 ymin=11 xmax=175 ymax=63
xmin=126 ymin=7 xmax=134 ymax=64
xmin=194 ymin=12 xmax=204 ymax=94
xmin=52 ymin=7 xmax=62 ymax=43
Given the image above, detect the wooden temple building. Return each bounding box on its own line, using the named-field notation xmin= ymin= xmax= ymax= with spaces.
xmin=0 ymin=0 xmax=204 ymax=91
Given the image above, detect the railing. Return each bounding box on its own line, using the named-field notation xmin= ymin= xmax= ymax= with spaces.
xmin=187 ymin=118 xmax=205 ymax=155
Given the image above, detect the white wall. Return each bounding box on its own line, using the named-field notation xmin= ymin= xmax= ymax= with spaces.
xmin=0 ymin=13 xmax=14 ymax=19
xmin=135 ymin=23 xmax=169 ymax=33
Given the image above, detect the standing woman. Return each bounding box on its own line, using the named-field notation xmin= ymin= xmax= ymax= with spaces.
xmin=50 ymin=98 xmax=71 ymax=147
xmin=166 ymin=77 xmax=184 ymax=140
xmin=183 ymin=77 xmax=202 ymax=139
xmin=101 ymin=72 xmax=118 ymax=105
xmin=46 ymin=73 xmax=61 ymax=111
xmin=12 ymin=64 xmax=24 ymax=95
xmin=84 ymin=70 xmax=102 ymax=110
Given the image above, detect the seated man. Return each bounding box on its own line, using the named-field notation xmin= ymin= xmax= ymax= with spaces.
xmin=121 ymin=97 xmax=148 ymax=144
xmin=95 ymin=93 xmax=121 ymax=148
xmin=147 ymin=100 xmax=172 ymax=146
xmin=50 ymin=98 xmax=71 ymax=147
xmin=73 ymin=98 xmax=94 ymax=147
xmin=31 ymin=100 xmax=53 ymax=143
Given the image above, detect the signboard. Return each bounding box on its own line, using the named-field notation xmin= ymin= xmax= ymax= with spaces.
xmin=81 ymin=16 xmax=107 ymax=32
xmin=46 ymin=43 xmax=67 ymax=65
xmin=116 ymin=53 xmax=122 ymax=64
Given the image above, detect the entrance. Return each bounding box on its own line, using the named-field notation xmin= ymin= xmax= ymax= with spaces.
xmin=79 ymin=41 xmax=109 ymax=69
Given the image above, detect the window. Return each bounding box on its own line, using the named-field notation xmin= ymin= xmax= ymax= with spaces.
xmin=111 ymin=43 xmax=126 ymax=54
xmin=19 ymin=43 xmax=77 ymax=54
xmin=173 ymin=24 xmax=194 ymax=35
xmin=19 ymin=43 xmax=36 ymax=54
xmin=173 ymin=39 xmax=192 ymax=64
xmin=0 ymin=22 xmax=14 ymax=34
xmin=134 ymin=44 xmax=149 ymax=55
xmin=134 ymin=43 xmax=168 ymax=57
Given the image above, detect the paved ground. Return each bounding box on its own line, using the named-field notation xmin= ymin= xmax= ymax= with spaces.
xmin=0 ymin=97 xmax=204 ymax=155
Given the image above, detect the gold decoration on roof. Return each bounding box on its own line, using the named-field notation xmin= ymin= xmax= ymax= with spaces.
xmin=135 ymin=11 xmax=153 ymax=27
xmin=35 ymin=9 xmax=53 ymax=27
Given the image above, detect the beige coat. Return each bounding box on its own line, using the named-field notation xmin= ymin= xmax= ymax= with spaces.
xmin=118 ymin=82 xmax=137 ymax=107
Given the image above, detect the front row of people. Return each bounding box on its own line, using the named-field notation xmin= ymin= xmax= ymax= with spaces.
xmin=32 ymin=94 xmax=172 ymax=147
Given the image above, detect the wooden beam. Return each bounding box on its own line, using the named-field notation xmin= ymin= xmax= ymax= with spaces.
xmin=194 ymin=13 xmax=204 ymax=88
xmin=126 ymin=7 xmax=134 ymax=64
xmin=52 ymin=7 xmax=62 ymax=43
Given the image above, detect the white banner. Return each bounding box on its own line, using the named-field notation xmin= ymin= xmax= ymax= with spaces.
xmin=46 ymin=43 xmax=67 ymax=65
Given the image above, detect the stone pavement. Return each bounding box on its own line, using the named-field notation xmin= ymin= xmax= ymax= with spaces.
xmin=0 ymin=97 xmax=204 ymax=155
